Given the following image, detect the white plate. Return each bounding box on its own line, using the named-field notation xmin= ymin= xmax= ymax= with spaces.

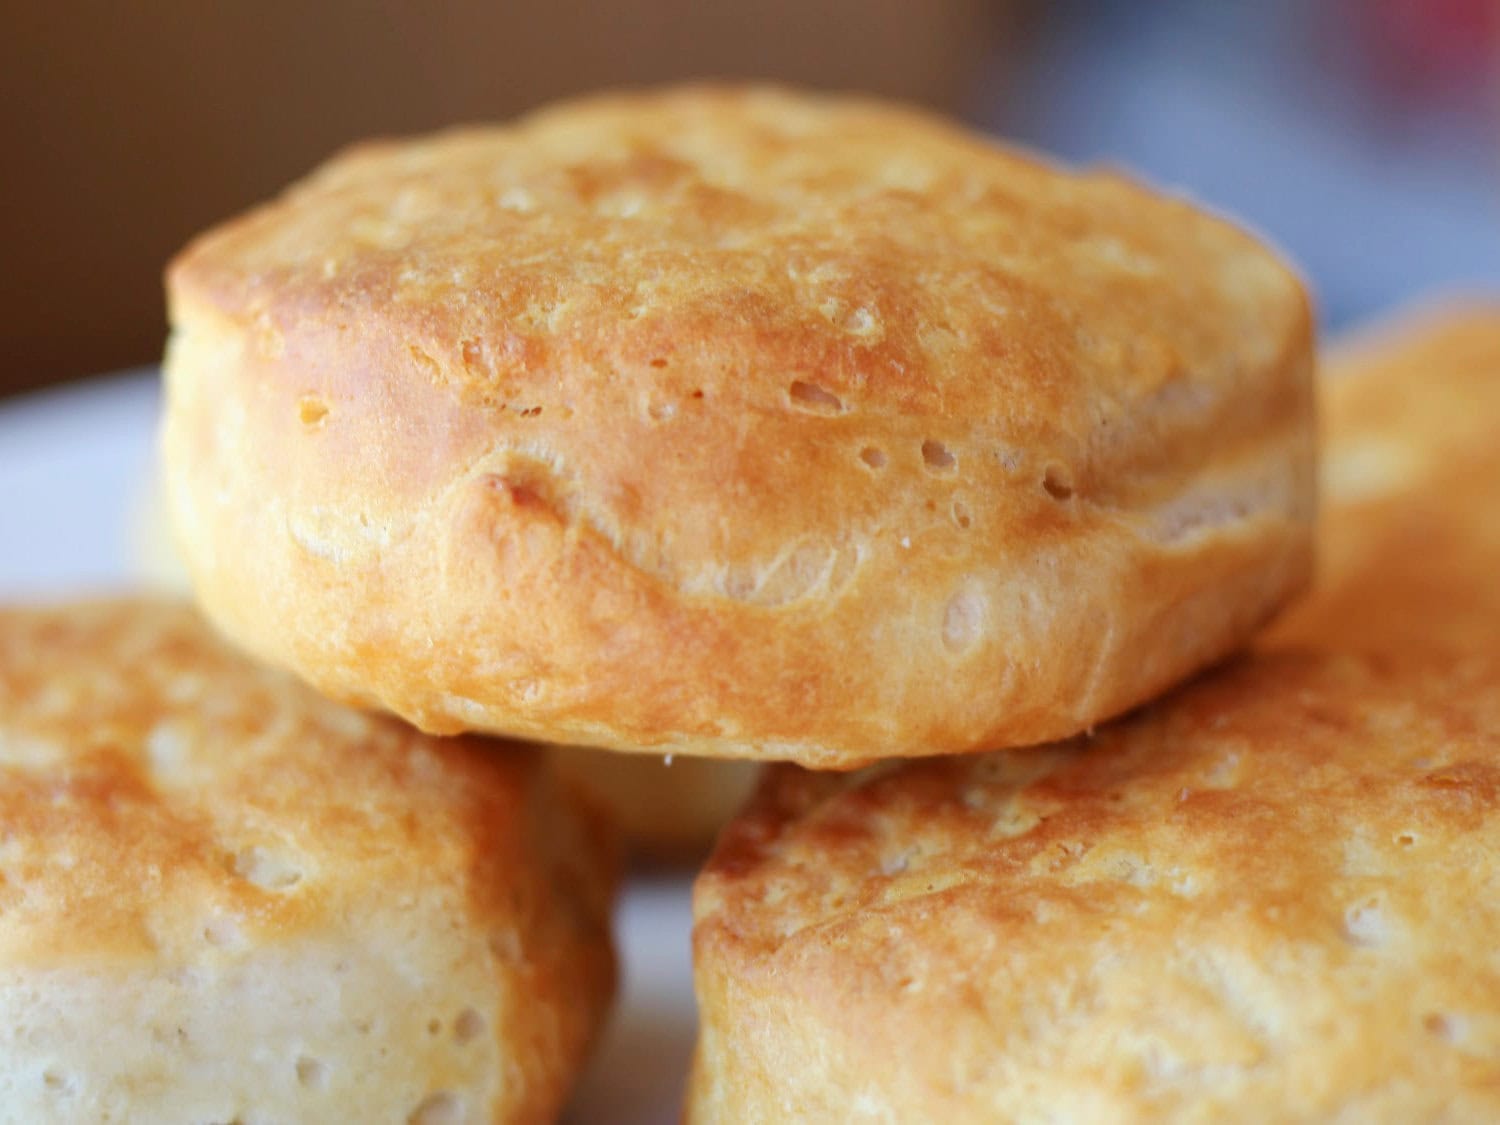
xmin=0 ymin=371 xmax=694 ymax=1124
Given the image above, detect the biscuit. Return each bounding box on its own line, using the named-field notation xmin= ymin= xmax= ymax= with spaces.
xmin=131 ymin=462 xmax=751 ymax=859
xmin=1269 ymin=303 xmax=1500 ymax=654
xmin=690 ymin=303 xmax=1500 ymax=1120
xmin=0 ymin=599 xmax=617 ymax=1122
xmin=163 ymin=84 xmax=1315 ymax=766
xmin=691 ymin=648 xmax=1500 ymax=1121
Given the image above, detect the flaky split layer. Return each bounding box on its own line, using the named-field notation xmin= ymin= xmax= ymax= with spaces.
xmin=164 ymin=85 xmax=1315 ymax=767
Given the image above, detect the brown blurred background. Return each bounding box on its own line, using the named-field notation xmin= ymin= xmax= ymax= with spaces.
xmin=5 ymin=1 xmax=1496 ymax=399
xmin=0 ymin=1 xmax=1006 ymax=397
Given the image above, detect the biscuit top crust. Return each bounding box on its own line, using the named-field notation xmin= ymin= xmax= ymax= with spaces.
xmin=702 ymin=649 xmax=1500 ymax=966
xmin=696 ymin=648 xmax=1500 ymax=1113
xmin=170 ymin=85 xmax=1308 ymax=596
xmin=0 ymin=600 xmax=609 ymax=966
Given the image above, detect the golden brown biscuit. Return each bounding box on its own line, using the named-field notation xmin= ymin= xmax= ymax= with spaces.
xmin=1269 ymin=303 xmax=1500 ymax=654
xmin=691 ymin=647 xmax=1500 ymax=1122
xmin=691 ymin=302 xmax=1500 ymax=1120
xmin=131 ymin=459 xmax=751 ymax=859
xmin=163 ymin=84 xmax=1315 ymax=766
xmin=0 ymin=599 xmax=617 ymax=1122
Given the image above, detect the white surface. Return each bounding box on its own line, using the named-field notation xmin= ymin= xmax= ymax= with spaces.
xmin=0 ymin=373 xmax=695 ymax=1123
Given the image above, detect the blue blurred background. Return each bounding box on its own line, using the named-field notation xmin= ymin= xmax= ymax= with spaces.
xmin=3 ymin=0 xmax=1496 ymax=392
xmin=985 ymin=0 xmax=1500 ymax=328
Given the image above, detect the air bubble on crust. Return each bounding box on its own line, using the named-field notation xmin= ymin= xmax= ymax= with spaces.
xmin=231 ymin=846 xmax=303 ymax=890
xmin=788 ymin=380 xmax=845 ymax=414
xmin=42 ymin=1070 xmax=73 ymax=1094
xmin=145 ymin=722 xmax=189 ymax=776
xmin=203 ymin=915 xmax=242 ymax=948
xmin=296 ymin=1056 xmax=328 ymax=1089
xmin=490 ymin=929 xmax=523 ymax=964
xmin=1203 ymin=751 xmax=1241 ymax=789
xmin=498 ymin=186 xmax=535 ymax=213
xmin=880 ymin=848 xmax=915 ymax=876
xmin=951 ymin=500 xmax=971 ymax=529
xmin=454 ymin=1008 xmax=485 ymax=1044
xmin=1169 ymin=872 xmax=1200 ymax=897
xmin=842 ymin=306 xmax=881 ymax=338
xmin=600 ymin=192 xmax=646 ymax=219
xmin=942 ymin=589 xmax=986 ymax=654
xmin=859 ymin=446 xmax=887 ymax=470
xmin=408 ymin=345 xmax=442 ymax=378
xmin=460 ymin=338 xmax=485 ymax=375
xmin=922 ymin=440 xmax=957 ymax=473
xmin=1108 ymin=853 xmax=1157 ymax=888
xmin=297 ymin=396 xmax=330 ymax=428
xmin=984 ymin=804 xmax=1044 ymax=840
xmin=1042 ymin=464 xmax=1074 ymax=500
xmin=1425 ymin=1012 xmax=1466 ymax=1043
xmin=1343 ymin=897 xmax=1389 ymax=948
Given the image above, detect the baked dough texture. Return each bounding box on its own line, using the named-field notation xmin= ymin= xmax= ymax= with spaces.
xmin=691 ymin=647 xmax=1500 ymax=1122
xmin=132 ymin=460 xmax=752 ymax=860
xmin=0 ymin=599 xmax=617 ymax=1123
xmin=163 ymin=84 xmax=1315 ymax=766
xmin=1269 ymin=302 xmax=1500 ymax=655
xmin=690 ymin=302 xmax=1500 ymax=1121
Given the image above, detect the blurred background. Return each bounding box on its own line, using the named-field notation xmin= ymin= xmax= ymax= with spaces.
xmin=3 ymin=0 xmax=1497 ymax=397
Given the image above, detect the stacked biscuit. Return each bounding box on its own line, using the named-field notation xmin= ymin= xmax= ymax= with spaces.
xmin=7 ymin=84 xmax=1498 ymax=1119
xmin=691 ymin=307 xmax=1500 ymax=1120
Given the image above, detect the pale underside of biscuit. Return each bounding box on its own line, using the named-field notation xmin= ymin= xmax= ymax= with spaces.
xmin=691 ymin=649 xmax=1500 ymax=1122
xmin=0 ymin=600 xmax=617 ymax=1122
xmin=550 ymin=747 xmax=761 ymax=862
xmin=163 ymin=84 xmax=1315 ymax=766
